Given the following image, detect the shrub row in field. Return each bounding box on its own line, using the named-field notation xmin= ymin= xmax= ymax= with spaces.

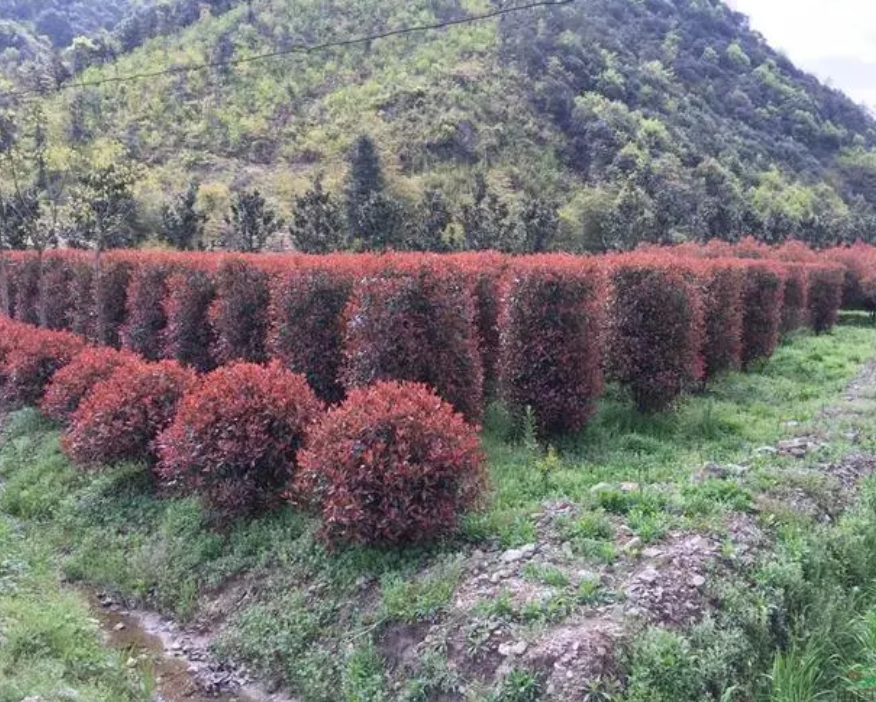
xmin=0 ymin=317 xmax=484 ymax=546
xmin=0 ymin=243 xmax=849 ymax=436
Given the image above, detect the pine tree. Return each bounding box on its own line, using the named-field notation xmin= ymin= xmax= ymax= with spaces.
xmin=461 ymin=175 xmax=522 ymax=253
xmin=160 ymin=182 xmax=207 ymax=250
xmin=289 ymin=176 xmax=346 ymax=253
xmin=345 ymin=135 xmax=386 ymax=246
xmin=223 ymin=189 xmax=282 ymax=253
xmin=520 ymin=196 xmax=560 ymax=252
xmin=412 ymin=188 xmax=454 ymax=252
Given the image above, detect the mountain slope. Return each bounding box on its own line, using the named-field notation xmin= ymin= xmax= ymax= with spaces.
xmin=5 ymin=0 xmax=876 ymax=250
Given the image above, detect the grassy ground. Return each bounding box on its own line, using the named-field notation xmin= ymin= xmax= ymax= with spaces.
xmin=3 ymin=317 xmax=876 ymax=701
xmin=0 ymin=510 xmax=151 ymax=702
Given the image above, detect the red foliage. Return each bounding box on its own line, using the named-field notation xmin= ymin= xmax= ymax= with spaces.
xmin=826 ymin=244 xmax=876 ymax=311
xmin=498 ymin=256 xmax=605 ymax=435
xmin=0 ymin=327 xmax=86 ymax=407
xmin=698 ymin=260 xmax=745 ymax=379
xmin=296 ymin=381 xmax=486 ymax=546
xmin=163 ymin=267 xmax=216 ymax=372
xmin=121 ymin=261 xmax=173 ymax=360
xmin=209 ymin=259 xmax=269 ymax=365
xmin=780 ymin=263 xmax=809 ymax=334
xmin=41 ymin=255 xmax=75 ymax=330
xmin=95 ymin=258 xmax=134 ymax=348
xmin=41 ymin=347 xmax=139 ymax=424
xmin=157 ymin=362 xmax=324 ymax=515
xmin=606 ymin=255 xmax=704 ymax=412
xmin=341 ymin=261 xmax=484 ymax=422
xmin=11 ymin=255 xmax=40 ymax=325
xmin=64 ymin=360 xmax=196 ymax=467
xmin=741 ymin=261 xmax=787 ymax=367
xmin=807 ymin=263 xmax=845 ymax=334
xmin=269 ymin=264 xmax=354 ymax=404
xmin=69 ymin=259 xmax=97 ymax=340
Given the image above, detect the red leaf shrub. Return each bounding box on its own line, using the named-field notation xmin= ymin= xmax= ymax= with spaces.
xmin=498 ymin=256 xmax=604 ymax=436
xmin=826 ymin=244 xmax=876 ymax=311
xmin=1 ymin=328 xmax=86 ymax=407
xmin=163 ymin=268 xmax=216 ymax=372
xmin=42 ymin=255 xmax=75 ymax=330
xmin=741 ymin=261 xmax=787 ymax=367
xmin=807 ymin=263 xmax=844 ymax=334
xmin=269 ymin=265 xmax=354 ymax=404
xmin=121 ymin=261 xmax=173 ymax=360
xmin=64 ymin=360 xmax=196 ymax=467
xmin=606 ymin=255 xmax=704 ymax=412
xmin=698 ymin=261 xmax=745 ymax=379
xmin=95 ymin=258 xmax=133 ymax=348
xmin=341 ymin=262 xmax=483 ymax=422
xmin=11 ymin=255 xmax=40 ymax=325
xmin=296 ymin=381 xmax=486 ymax=546
xmin=209 ymin=259 xmax=269 ymax=364
xmin=157 ymin=362 xmax=324 ymax=515
xmin=780 ymin=263 xmax=809 ymax=334
xmin=41 ymin=347 xmax=139 ymax=424
xmin=69 ymin=259 xmax=97 ymax=340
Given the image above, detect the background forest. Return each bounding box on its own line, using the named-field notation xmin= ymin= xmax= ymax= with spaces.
xmin=2 ymin=0 xmax=876 ymax=253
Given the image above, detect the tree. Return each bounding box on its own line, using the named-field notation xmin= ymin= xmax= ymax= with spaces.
xmin=345 ymin=135 xmax=385 ymax=246
xmin=411 ymin=189 xmax=454 ymax=252
xmin=159 ymin=182 xmax=206 ymax=250
xmin=351 ymin=191 xmax=406 ymax=251
xmin=289 ymin=176 xmax=346 ymax=253
xmin=461 ymin=175 xmax=522 ymax=253
xmin=223 ymin=189 xmax=282 ymax=253
xmin=70 ymin=163 xmax=141 ymax=254
xmin=519 ymin=196 xmax=560 ymax=253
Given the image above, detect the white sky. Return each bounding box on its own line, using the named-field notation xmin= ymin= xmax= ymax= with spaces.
xmin=726 ymin=0 xmax=876 ymax=110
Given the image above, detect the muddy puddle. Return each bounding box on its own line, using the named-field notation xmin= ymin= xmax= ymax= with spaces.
xmin=88 ymin=592 xmax=294 ymax=702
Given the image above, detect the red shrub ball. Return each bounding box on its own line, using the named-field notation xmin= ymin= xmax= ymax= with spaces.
xmin=157 ymin=362 xmax=324 ymax=516
xmin=41 ymin=347 xmax=139 ymax=424
xmin=296 ymin=381 xmax=486 ymax=547
xmin=64 ymin=360 xmax=196 ymax=468
xmin=1 ymin=329 xmax=86 ymax=407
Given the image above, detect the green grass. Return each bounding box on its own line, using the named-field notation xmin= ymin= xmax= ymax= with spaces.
xmin=2 ymin=321 xmax=876 ymax=702
xmin=0 ymin=513 xmax=151 ymax=702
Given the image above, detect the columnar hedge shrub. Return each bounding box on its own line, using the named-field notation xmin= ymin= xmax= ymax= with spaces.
xmin=157 ymin=362 xmax=324 ymax=515
xmin=270 ymin=264 xmax=354 ymax=404
xmin=606 ymin=255 xmax=704 ymax=412
xmin=11 ymin=255 xmax=40 ymax=326
xmin=296 ymin=381 xmax=486 ymax=546
xmin=121 ymin=261 xmax=173 ymax=360
xmin=163 ymin=268 xmax=216 ymax=372
xmin=498 ymin=256 xmax=605 ymax=436
xmin=826 ymin=244 xmax=876 ymax=311
xmin=65 ymin=360 xmax=196 ymax=468
xmin=95 ymin=258 xmax=134 ymax=348
xmin=69 ymin=260 xmax=97 ymax=340
xmin=698 ymin=261 xmax=745 ymax=379
xmin=807 ymin=264 xmax=845 ymax=334
xmin=780 ymin=263 xmax=809 ymax=334
xmin=42 ymin=347 xmax=139 ymax=424
xmin=42 ymin=256 xmax=75 ymax=330
xmin=0 ymin=328 xmax=86 ymax=407
xmin=342 ymin=262 xmax=483 ymax=422
xmin=209 ymin=259 xmax=269 ymax=365
xmin=741 ymin=261 xmax=787 ymax=367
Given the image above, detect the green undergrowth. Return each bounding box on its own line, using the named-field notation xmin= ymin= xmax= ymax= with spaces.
xmin=2 ymin=318 xmax=876 ymax=701
xmin=0 ymin=511 xmax=151 ymax=702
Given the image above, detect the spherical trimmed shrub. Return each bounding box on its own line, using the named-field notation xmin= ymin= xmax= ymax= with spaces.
xmin=64 ymin=360 xmax=196 ymax=468
xmin=1 ymin=329 xmax=86 ymax=407
xmin=41 ymin=347 xmax=139 ymax=424
xmin=157 ymin=362 xmax=324 ymax=516
xmin=296 ymin=381 xmax=486 ymax=547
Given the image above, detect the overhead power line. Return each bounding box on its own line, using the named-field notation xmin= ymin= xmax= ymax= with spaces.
xmin=2 ymin=0 xmax=576 ymax=101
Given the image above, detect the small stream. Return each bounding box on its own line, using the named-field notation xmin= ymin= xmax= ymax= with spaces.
xmin=89 ymin=593 xmax=293 ymax=702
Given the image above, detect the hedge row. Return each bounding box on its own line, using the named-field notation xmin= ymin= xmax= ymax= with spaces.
xmin=0 ymin=316 xmax=485 ymax=546
xmin=0 ymin=243 xmax=851 ymax=435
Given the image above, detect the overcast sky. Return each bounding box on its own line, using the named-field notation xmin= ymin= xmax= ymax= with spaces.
xmin=726 ymin=0 xmax=876 ymax=110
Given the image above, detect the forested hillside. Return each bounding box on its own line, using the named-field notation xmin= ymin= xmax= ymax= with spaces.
xmin=2 ymin=0 xmax=876 ymax=252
